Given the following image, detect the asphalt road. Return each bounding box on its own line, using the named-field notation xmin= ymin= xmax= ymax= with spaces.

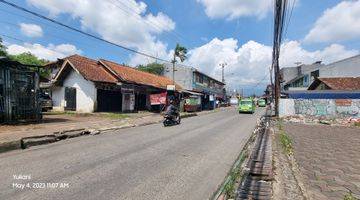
xmin=0 ymin=107 xmax=265 ymax=200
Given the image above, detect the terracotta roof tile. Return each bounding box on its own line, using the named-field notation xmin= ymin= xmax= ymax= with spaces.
xmin=65 ymin=55 xmax=117 ymax=83
xmin=55 ymin=55 xmax=181 ymax=90
xmin=319 ymin=77 xmax=360 ymax=90
xmin=100 ymin=59 xmax=181 ymax=90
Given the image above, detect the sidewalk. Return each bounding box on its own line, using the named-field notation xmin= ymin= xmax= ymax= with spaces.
xmin=0 ymin=107 xmax=229 ymax=153
xmin=273 ymin=122 xmax=360 ymax=200
xmin=0 ymin=111 xmax=157 ymax=143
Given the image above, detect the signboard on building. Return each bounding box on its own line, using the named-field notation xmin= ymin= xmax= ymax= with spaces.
xmin=150 ymin=92 xmax=167 ymax=105
xmin=121 ymin=86 xmax=134 ymax=93
xmin=335 ymin=99 xmax=352 ymax=106
xmin=167 ymin=85 xmax=175 ymax=91
xmin=209 ymin=95 xmax=214 ymax=101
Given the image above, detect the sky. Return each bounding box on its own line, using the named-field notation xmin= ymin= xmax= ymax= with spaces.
xmin=0 ymin=0 xmax=359 ymax=95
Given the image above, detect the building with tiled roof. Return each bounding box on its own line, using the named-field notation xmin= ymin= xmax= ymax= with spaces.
xmin=308 ymin=77 xmax=360 ymax=91
xmin=281 ymin=54 xmax=360 ymax=91
xmin=49 ymin=54 xmax=181 ymax=113
xmin=99 ymin=59 xmax=181 ymax=89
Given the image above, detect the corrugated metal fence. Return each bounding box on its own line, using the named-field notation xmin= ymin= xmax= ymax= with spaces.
xmin=0 ymin=59 xmax=41 ymax=123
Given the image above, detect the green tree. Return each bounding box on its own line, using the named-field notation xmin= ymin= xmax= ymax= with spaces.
xmin=169 ymin=43 xmax=187 ymax=84
xmin=137 ymin=62 xmax=164 ymax=75
xmin=0 ymin=37 xmax=7 ymax=57
xmin=8 ymin=52 xmax=50 ymax=78
xmin=173 ymin=43 xmax=187 ymax=62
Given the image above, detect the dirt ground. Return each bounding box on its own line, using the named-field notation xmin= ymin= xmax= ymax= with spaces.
xmin=0 ymin=111 xmax=160 ymax=143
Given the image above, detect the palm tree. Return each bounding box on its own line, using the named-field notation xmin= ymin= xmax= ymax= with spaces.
xmin=171 ymin=43 xmax=187 ymax=84
xmin=173 ymin=43 xmax=187 ymax=62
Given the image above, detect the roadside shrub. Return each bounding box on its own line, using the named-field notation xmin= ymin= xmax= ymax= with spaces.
xmin=344 ymin=192 xmax=357 ymax=200
xmin=279 ymin=130 xmax=293 ymax=156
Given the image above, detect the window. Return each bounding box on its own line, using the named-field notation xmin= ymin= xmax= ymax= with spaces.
xmin=209 ymin=80 xmax=214 ymax=88
xmin=195 ymin=74 xmax=203 ymax=83
xmin=194 ymin=73 xmax=200 ymax=83
xmin=204 ymin=77 xmax=209 ymax=86
xmin=311 ymin=70 xmax=319 ymax=79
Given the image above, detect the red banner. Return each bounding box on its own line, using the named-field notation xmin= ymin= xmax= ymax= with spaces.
xmin=150 ymin=92 xmax=167 ymax=105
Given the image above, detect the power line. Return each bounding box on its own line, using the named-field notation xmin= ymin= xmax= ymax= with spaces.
xmin=0 ymin=33 xmax=25 ymax=42
xmin=0 ymin=20 xmax=105 ymax=52
xmin=272 ymin=0 xmax=288 ymax=116
xmin=0 ymin=0 xmax=172 ymax=63
xmin=283 ymin=0 xmax=296 ymax=39
xmin=0 ymin=9 xmax=122 ymax=53
xmin=250 ymin=71 xmax=270 ymax=90
xmin=0 ymin=7 xmax=60 ymax=30
xmin=109 ymin=0 xmax=190 ymax=45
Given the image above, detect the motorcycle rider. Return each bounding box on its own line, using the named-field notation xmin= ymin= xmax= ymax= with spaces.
xmin=165 ymin=99 xmax=179 ymax=120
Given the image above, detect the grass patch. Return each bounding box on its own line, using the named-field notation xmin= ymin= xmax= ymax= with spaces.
xmin=279 ymin=130 xmax=293 ymax=156
xmin=102 ymin=113 xmax=129 ymax=119
xmin=278 ymin=119 xmax=293 ymax=156
xmin=45 ymin=111 xmax=128 ymax=119
xmin=278 ymin=118 xmax=284 ymax=130
xmin=223 ymin=153 xmax=247 ymax=198
xmin=44 ymin=111 xmax=76 ymax=115
xmin=354 ymin=122 xmax=360 ymax=127
xmin=223 ymin=166 xmax=242 ymax=198
xmin=344 ymin=192 xmax=357 ymax=200
xmin=45 ymin=111 xmax=93 ymax=117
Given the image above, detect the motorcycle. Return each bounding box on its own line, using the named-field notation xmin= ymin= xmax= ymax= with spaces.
xmin=163 ymin=112 xmax=181 ymax=126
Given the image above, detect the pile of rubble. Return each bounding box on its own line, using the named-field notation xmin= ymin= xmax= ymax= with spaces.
xmin=282 ymin=115 xmax=360 ymax=126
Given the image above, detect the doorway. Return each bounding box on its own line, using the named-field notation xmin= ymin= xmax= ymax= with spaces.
xmin=97 ymin=89 xmax=122 ymax=112
xmin=65 ymin=87 xmax=76 ymax=111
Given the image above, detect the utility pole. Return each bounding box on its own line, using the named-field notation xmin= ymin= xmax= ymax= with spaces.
xmin=172 ymin=53 xmax=176 ymax=85
xmin=269 ymin=66 xmax=274 ymax=103
xmin=272 ymin=0 xmax=287 ymax=117
xmin=219 ymin=62 xmax=227 ymax=83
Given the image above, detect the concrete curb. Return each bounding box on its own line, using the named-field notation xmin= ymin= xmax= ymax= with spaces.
xmin=21 ymin=135 xmax=57 ymax=149
xmin=212 ymin=110 xmax=268 ymax=200
xmin=0 ymin=140 xmax=22 ymax=153
xmin=0 ymin=109 xmax=213 ymax=154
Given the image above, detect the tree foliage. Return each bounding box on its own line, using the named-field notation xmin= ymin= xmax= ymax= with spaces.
xmin=0 ymin=37 xmax=7 ymax=57
xmin=8 ymin=52 xmax=50 ymax=78
xmin=137 ymin=62 xmax=164 ymax=75
xmin=174 ymin=43 xmax=187 ymax=62
xmin=0 ymin=37 xmax=50 ymax=78
xmin=8 ymin=52 xmax=47 ymax=66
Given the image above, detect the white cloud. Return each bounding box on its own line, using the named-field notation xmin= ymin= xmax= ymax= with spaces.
xmin=187 ymin=38 xmax=358 ymax=88
xmin=304 ymin=1 xmax=360 ymax=43
xmin=196 ymin=0 xmax=272 ymax=20
xmin=19 ymin=23 xmax=43 ymax=38
xmin=7 ymin=43 xmax=82 ymax=61
xmin=280 ymin=41 xmax=359 ymax=66
xmin=27 ymin=0 xmax=175 ymax=64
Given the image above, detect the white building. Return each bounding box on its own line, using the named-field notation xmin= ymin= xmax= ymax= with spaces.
xmin=48 ymin=55 xmax=178 ymax=113
xmin=281 ymin=54 xmax=360 ymax=91
xmin=52 ymin=68 xmax=97 ymax=113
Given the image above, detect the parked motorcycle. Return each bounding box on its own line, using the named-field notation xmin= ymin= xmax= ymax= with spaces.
xmin=163 ymin=112 xmax=181 ymax=126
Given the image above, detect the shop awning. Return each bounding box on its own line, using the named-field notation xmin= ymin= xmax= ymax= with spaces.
xmin=181 ymin=89 xmax=204 ymax=96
